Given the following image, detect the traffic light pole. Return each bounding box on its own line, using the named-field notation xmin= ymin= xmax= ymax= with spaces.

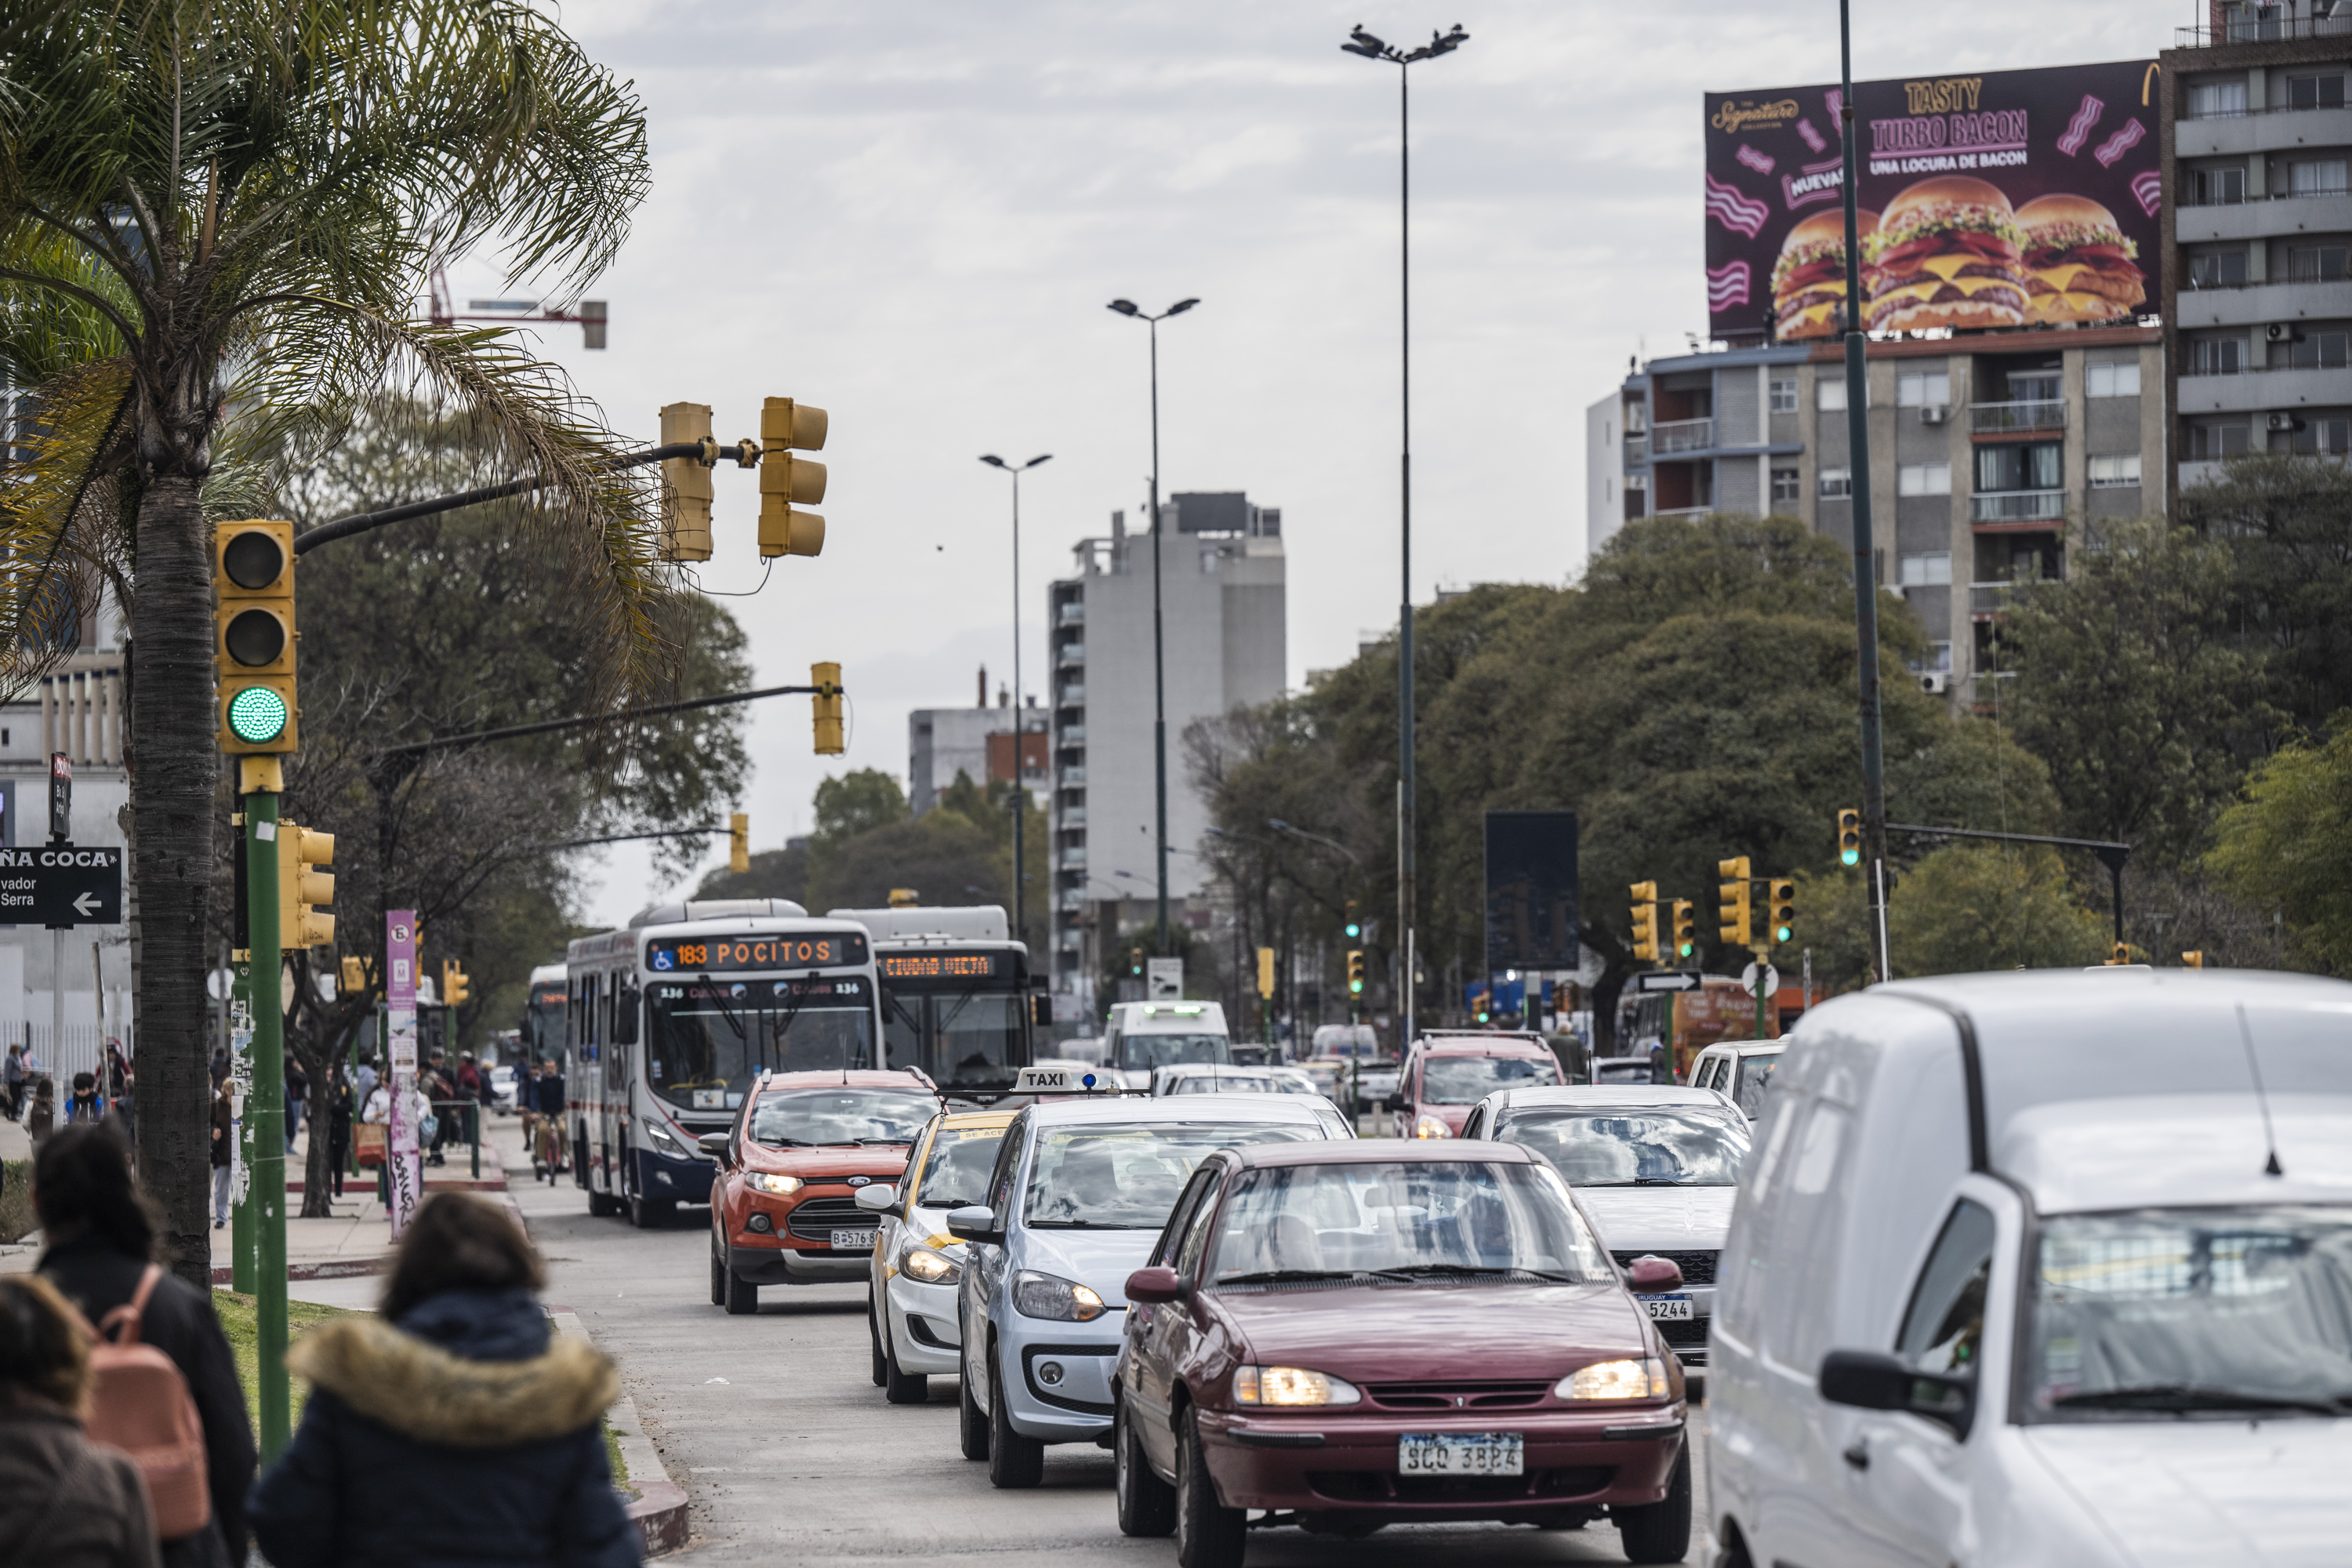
xmin=241 ymin=764 xmax=291 ymax=1460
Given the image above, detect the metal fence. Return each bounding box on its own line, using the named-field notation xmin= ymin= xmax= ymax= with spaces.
xmin=9 ymin=1023 xmax=118 ymax=1090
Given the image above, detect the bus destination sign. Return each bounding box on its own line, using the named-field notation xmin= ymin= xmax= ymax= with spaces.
xmin=880 ymin=951 xmax=1014 ymax=985
xmin=644 ymin=931 xmax=870 ymax=974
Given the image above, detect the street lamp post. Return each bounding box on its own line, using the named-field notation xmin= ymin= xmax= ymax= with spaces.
xmin=1341 ymin=23 xmax=1467 ymax=1049
xmin=979 ymin=452 xmax=1052 ymax=951
xmin=1105 ymin=296 xmax=1200 ymax=960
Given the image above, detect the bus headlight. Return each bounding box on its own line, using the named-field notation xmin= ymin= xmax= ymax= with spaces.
xmin=746 ymin=1172 xmax=803 ymax=1196
xmin=901 ymin=1246 xmax=960 ymax=1285
xmin=645 ymin=1122 xmax=688 ymax=1157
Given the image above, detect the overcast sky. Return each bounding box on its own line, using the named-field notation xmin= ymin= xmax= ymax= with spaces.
xmin=461 ymin=0 xmax=2176 ymax=931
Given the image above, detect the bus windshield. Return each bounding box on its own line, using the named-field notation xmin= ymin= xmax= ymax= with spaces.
xmin=882 ymin=986 xmax=1025 ymax=1090
xmin=1116 ymin=1033 xmax=1229 ymax=1073
xmin=524 ymin=985 xmax=566 ymax=1066
xmin=646 ymin=977 xmax=875 ymax=1111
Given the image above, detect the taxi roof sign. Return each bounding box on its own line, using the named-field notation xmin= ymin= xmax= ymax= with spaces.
xmin=1015 ymin=1063 xmax=1117 ymax=1093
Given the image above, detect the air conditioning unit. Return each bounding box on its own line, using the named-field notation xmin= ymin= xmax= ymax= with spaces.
xmin=2267 ymin=322 xmax=2296 ymax=343
xmin=1920 ymin=672 xmax=1950 ymax=695
xmin=1919 ymin=405 xmax=1950 ymax=425
xmin=2267 ymin=412 xmax=2302 ymax=432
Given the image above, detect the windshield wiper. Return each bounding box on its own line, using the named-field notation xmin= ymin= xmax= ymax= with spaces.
xmin=1216 ymin=1268 xmax=1368 ymax=1285
xmin=2053 ymin=1385 xmax=2341 ymax=1417
xmin=1585 ymin=1178 xmax=1692 ymax=1187
xmin=757 ymin=1136 xmax=815 ymax=1148
xmin=853 ymin=1136 xmax=914 ymax=1145
xmin=1028 ymin=1218 xmax=1147 ymax=1229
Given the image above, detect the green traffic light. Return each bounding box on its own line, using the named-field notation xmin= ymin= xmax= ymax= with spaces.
xmin=227 ymin=684 xmax=288 ymax=744
xmin=1678 ymin=941 xmax=1693 ymax=957
xmin=1345 ymin=923 xmax=1360 ymax=938
xmin=1840 ymin=848 xmax=1860 ymax=866
xmin=1776 ymin=924 xmax=1793 ymax=942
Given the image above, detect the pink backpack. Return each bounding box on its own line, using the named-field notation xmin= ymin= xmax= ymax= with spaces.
xmin=74 ymin=1265 xmax=212 ymax=1540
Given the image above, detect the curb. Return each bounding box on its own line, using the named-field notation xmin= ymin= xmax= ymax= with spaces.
xmin=209 ymin=1256 xmax=387 ymax=1287
xmin=550 ymin=1307 xmax=689 ymax=1557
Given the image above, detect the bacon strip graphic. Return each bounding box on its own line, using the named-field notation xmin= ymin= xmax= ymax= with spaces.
xmin=2131 ymin=168 xmax=2163 ymax=217
xmin=2092 ymin=118 xmax=2147 ymax=168
xmin=1707 ymin=261 xmax=1752 ymax=311
xmin=1737 ymin=144 xmax=1777 ymax=176
xmin=2056 ymin=94 xmax=2106 ymax=156
xmin=1705 ymin=172 xmax=1770 ymax=238
xmin=1825 ymin=89 xmax=1844 ymax=127
xmin=1797 ymin=118 xmax=1828 ymax=154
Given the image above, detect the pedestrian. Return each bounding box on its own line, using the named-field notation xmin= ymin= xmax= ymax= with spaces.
xmin=247 ymin=1192 xmax=640 ymax=1568
xmin=27 ymin=1077 xmax=56 ymax=1146
xmin=0 ymin=1272 xmax=162 ymax=1568
xmin=207 ymin=1050 xmax=227 ymax=1091
xmin=209 ymin=1083 xmax=234 ymax=1230
xmin=64 ymin=1071 xmax=107 ymax=1125
xmin=325 ymin=1069 xmax=354 ymax=1200
xmin=4 ymin=1042 xmax=24 ymax=1120
xmin=352 ymin=1055 xmax=378 ymax=1107
xmin=35 ymin=1125 xmax=257 ymax=1567
xmin=423 ymin=1051 xmax=455 ymax=1167
xmin=282 ymin=1056 xmax=307 ymax=1156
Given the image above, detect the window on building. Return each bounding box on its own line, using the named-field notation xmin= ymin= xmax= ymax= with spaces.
xmin=2188 ymin=336 xmax=2246 ymax=376
xmin=1817 ymin=379 xmax=1847 ymax=412
xmin=2291 ymin=158 xmax=2350 ymax=198
xmin=2189 ymin=165 xmax=2248 ymax=205
xmin=2085 ymin=361 xmax=2142 ymax=398
xmin=1898 ymin=552 xmax=1953 ymax=586
xmin=2088 ymin=454 xmax=2143 ymax=488
xmin=1915 ymin=641 xmax=1955 ymax=674
xmin=2187 ymin=80 xmax=2249 ymax=118
xmin=1769 ymin=377 xmax=1798 ymax=413
xmin=1976 ymin=443 xmax=2062 ymax=493
xmin=2293 ymin=417 xmax=2352 ymax=454
xmin=2290 ymin=245 xmax=2351 ymax=282
xmin=2190 ymin=422 xmax=2251 ymax=460
xmin=1898 ymin=461 xmax=1952 ymax=496
xmin=2290 ymin=330 xmax=2350 ymax=368
xmin=2188 ymin=249 xmax=2249 ymax=289
xmin=1896 ymin=370 xmax=1952 ymax=408
xmin=1819 ymin=466 xmax=1853 ymax=499
xmin=1771 ymin=466 xmax=1802 ymax=503
xmin=2008 ymin=371 xmax=2061 ymax=404
xmin=2289 ymin=73 xmax=2348 ymax=110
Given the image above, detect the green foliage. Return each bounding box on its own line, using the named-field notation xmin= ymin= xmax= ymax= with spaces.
xmin=790 ymin=770 xmax=1047 ymax=951
xmin=694 ymin=846 xmax=810 ymax=907
xmin=2179 ymin=455 xmax=2352 ymax=735
xmin=2205 ymin=717 xmax=2352 ymax=977
xmin=1886 ymin=844 xmax=2109 ymax=977
xmin=813 ymin=771 xmax=909 ymax=848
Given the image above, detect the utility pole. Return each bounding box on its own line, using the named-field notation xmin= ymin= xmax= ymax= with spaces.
xmin=980 ymin=453 xmax=1052 ymax=949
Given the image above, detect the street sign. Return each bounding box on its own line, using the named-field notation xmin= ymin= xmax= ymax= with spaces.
xmin=1740 ymin=962 xmax=1781 ymax=998
xmin=48 ymin=753 xmax=71 ymax=841
xmin=1634 ymin=971 xmax=1704 ymax=993
xmin=0 ymin=844 xmax=124 ymax=927
xmin=1145 ymin=957 xmax=1183 ymax=1000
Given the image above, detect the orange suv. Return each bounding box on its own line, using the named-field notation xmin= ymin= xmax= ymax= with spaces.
xmin=703 ymin=1069 xmax=941 ymax=1315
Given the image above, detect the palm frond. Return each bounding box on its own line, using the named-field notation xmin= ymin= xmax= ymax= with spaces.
xmin=0 ymin=355 xmax=132 ymax=694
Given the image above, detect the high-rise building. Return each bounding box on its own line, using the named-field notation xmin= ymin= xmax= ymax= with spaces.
xmin=2161 ymin=6 xmax=2352 ymax=502
xmin=1047 ymin=494 xmax=1287 ymax=1001
xmin=907 ymin=666 xmax=1047 ymax=817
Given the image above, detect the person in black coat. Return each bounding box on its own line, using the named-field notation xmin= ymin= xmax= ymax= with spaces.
xmin=249 ymin=1192 xmax=639 ymax=1568
xmin=35 ymin=1124 xmax=257 ymax=1568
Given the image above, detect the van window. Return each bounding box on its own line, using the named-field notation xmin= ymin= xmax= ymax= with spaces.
xmin=1744 ymin=1095 xmax=1800 ymax=1198
xmin=1730 ymin=1055 xmax=1780 ymax=1120
xmin=1897 ymin=1199 xmax=1997 ymax=1376
xmin=1788 ymin=1102 xmax=1846 ymax=1196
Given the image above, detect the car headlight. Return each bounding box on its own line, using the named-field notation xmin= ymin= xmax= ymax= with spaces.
xmin=645 ymin=1122 xmax=687 ymax=1156
xmin=1414 ymin=1113 xmax=1451 ymax=1139
xmin=901 ymin=1246 xmax=960 ymax=1285
xmin=1011 ymin=1269 xmax=1108 ymax=1322
xmin=1556 ymin=1357 xmax=1668 ymax=1401
xmin=746 ymin=1172 xmax=803 ymax=1196
xmin=1233 ymin=1365 xmax=1362 ymax=1406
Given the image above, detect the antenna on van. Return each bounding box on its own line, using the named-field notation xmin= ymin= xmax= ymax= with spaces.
xmin=2235 ymin=1003 xmax=2285 ymax=1178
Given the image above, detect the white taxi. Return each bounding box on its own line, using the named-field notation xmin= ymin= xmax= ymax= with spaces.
xmin=862 ymin=1108 xmax=1018 ymax=1403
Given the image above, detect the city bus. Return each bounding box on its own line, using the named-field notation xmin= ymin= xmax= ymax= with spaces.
xmin=522 ymin=962 xmax=567 ymax=1066
xmin=568 ymin=898 xmax=884 ymax=1228
xmin=835 ymin=905 xmax=1037 ymax=1102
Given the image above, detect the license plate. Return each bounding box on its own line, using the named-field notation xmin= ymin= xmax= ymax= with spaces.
xmin=829 ymin=1229 xmax=877 ymax=1250
xmin=1643 ymin=1295 xmax=1694 ymax=1320
xmin=1398 ymin=1432 xmax=1523 ymax=1476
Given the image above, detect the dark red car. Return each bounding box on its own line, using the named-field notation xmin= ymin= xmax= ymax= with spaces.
xmin=1112 ymin=1138 xmax=1689 ymax=1567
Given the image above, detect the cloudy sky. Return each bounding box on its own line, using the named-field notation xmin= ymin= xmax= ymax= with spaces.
xmin=458 ymin=0 xmax=2176 ymax=929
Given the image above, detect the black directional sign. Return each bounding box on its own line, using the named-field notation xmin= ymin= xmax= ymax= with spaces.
xmin=0 ymin=844 xmax=125 ymax=927
xmin=1633 ymin=971 xmax=1704 ymax=993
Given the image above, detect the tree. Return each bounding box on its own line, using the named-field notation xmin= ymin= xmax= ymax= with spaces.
xmin=695 ymin=847 xmax=810 ymax=907
xmin=2205 ymin=716 xmax=2352 ymax=977
xmin=813 ymin=770 xmax=909 ymax=846
xmin=1885 ymin=844 xmax=2108 ymax=976
xmin=2179 ymin=455 xmax=2352 ymax=735
xmin=2 ymin=2 xmax=659 ymax=1283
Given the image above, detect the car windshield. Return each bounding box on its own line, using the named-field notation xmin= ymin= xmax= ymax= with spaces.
xmin=1730 ymin=1055 xmax=1780 ymax=1118
xmin=1167 ymin=1071 xmax=1279 ymax=1095
xmin=2027 ymin=1207 xmax=2352 ymax=1420
xmin=1118 ymin=1033 xmax=1230 ymax=1072
xmin=916 ymin=1124 xmax=1007 ymax=1210
xmin=1594 ymin=1058 xmax=1652 ymax=1084
xmin=748 ymin=1088 xmax=935 ymax=1148
xmin=1421 ymin=1055 xmax=1559 ymax=1105
xmin=1023 ymin=1121 xmax=1319 ymax=1229
xmin=648 ymin=978 xmax=875 ymax=1110
xmin=1207 ymin=1160 xmax=1612 ymax=1286
xmin=1497 ymin=1109 xmax=1750 ymax=1185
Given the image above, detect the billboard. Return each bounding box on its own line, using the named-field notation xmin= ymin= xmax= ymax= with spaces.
xmin=1484 ymin=811 xmax=1579 ymax=971
xmin=1704 ymin=60 xmax=2161 ymax=343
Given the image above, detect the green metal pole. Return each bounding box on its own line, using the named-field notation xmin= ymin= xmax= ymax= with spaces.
xmin=246 ymin=794 xmax=290 ymax=1460
xmin=230 ymin=954 xmax=257 ymax=1295
xmin=470 ymin=1100 xmax=480 ymax=1179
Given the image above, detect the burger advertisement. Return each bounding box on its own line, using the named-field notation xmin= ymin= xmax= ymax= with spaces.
xmin=1704 ymin=60 xmax=2160 ymax=343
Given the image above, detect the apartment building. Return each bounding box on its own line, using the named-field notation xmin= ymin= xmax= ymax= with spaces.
xmin=907 ymin=668 xmax=1047 ymax=817
xmin=2161 ymin=2 xmax=2352 ymax=499
xmin=1588 ymin=328 xmax=2163 ymax=700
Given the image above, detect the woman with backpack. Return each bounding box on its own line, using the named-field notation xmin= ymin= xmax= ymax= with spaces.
xmin=0 ymin=1272 xmax=161 ymax=1567
xmin=249 ymin=1192 xmax=640 ymax=1567
xmin=35 ymin=1126 xmax=256 ymax=1568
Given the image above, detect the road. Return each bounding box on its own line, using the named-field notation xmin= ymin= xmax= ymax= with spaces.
xmin=488 ymin=1121 xmax=1714 ymax=1566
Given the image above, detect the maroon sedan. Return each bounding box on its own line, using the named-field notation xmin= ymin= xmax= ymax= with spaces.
xmin=1112 ymin=1138 xmax=1689 ymax=1567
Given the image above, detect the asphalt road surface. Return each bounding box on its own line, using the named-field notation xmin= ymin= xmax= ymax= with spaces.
xmin=498 ymin=1126 xmax=1712 ymax=1567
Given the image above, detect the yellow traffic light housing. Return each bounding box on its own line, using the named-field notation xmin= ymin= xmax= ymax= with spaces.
xmin=339 ymin=956 xmax=370 ymax=996
xmin=1131 ymin=946 xmax=1145 ymax=978
xmin=216 ymin=520 xmax=299 ymax=757
xmin=1718 ymin=857 xmax=1753 ymax=947
xmin=658 ymin=401 xmax=715 ymax=562
xmin=2107 ymin=942 xmax=2131 ymax=966
xmin=1256 ymin=946 xmax=1276 ymax=1000
xmin=441 ymin=959 xmax=471 ymax=1007
xmin=1769 ymin=879 xmax=1796 ymax=945
xmin=276 ymin=821 xmax=334 ymax=949
xmin=2182 ymin=950 xmax=2205 ymax=968
xmin=1628 ymin=880 xmax=1658 ymax=962
xmin=1671 ymin=900 xmax=1695 ymax=960
xmin=1346 ymin=950 xmax=1367 ymax=995
xmin=760 ymin=397 xmax=828 ymax=558
xmin=1837 ymin=808 xmax=1862 ymax=867
xmin=811 ymin=662 xmax=845 ymax=755
xmin=729 ymin=811 xmax=750 ymax=874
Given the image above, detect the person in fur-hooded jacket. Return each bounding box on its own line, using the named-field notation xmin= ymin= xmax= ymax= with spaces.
xmin=247 ymin=1193 xmax=640 ymax=1568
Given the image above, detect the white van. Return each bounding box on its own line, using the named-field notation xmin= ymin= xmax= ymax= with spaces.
xmin=1100 ymin=1000 xmax=1230 ymax=1089
xmin=1707 ymin=969 xmax=2352 ymax=1568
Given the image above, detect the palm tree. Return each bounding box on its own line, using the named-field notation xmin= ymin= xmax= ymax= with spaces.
xmin=1 ymin=1 xmax=670 ymax=1283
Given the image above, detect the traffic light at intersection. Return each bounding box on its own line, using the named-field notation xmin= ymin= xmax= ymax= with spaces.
xmin=1837 ymin=808 xmax=1862 ymax=867
xmin=730 ymin=812 xmax=750 ymax=874
xmin=441 ymin=959 xmax=471 ymax=1007
xmin=1671 ymin=900 xmax=1695 ymax=960
xmin=760 ymin=397 xmax=828 ymax=559
xmin=2182 ymin=950 xmax=2205 ymax=968
xmin=1344 ymin=898 xmax=1360 ymax=941
xmin=276 ymin=822 xmax=335 ymax=949
xmin=1628 ymin=881 xmax=1658 ymax=962
xmin=1769 ymin=879 xmax=1796 ymax=945
xmin=811 ymin=662 xmax=845 ymax=755
xmin=339 ymin=956 xmax=369 ymax=996
xmin=1718 ymin=858 xmax=1753 ymax=947
xmin=1256 ymin=946 xmax=1276 ymax=999
xmin=2107 ymin=942 xmax=2131 ymax=966
xmin=1346 ymin=950 xmax=1367 ymax=996
xmin=215 ymin=520 xmax=299 ymax=756
xmin=658 ymin=401 xmax=716 ymax=561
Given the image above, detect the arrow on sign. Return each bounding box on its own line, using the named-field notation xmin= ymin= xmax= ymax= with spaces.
xmin=72 ymin=891 xmax=100 ymax=917
xmin=1634 ymin=971 xmax=1704 ymax=993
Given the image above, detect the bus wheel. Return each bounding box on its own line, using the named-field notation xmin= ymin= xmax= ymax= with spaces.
xmin=589 ymin=1188 xmax=622 ymax=1218
xmin=629 ymin=1192 xmax=673 ymax=1229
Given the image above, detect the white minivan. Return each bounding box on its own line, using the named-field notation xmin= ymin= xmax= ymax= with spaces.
xmin=1100 ymin=1000 xmax=1231 ymax=1090
xmin=1707 ymin=969 xmax=2352 ymax=1568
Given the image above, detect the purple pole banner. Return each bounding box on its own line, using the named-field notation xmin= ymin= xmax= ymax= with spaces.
xmin=386 ymin=910 xmax=422 ymax=1236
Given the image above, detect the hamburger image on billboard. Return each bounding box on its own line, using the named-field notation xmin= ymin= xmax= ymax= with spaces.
xmin=1703 ymin=59 xmax=2160 ymax=343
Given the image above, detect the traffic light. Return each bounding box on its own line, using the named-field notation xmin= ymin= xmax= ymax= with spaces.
xmin=658 ymin=401 xmax=715 ymax=562
xmin=1131 ymin=946 xmax=1145 ymax=977
xmin=276 ymin=822 xmax=334 ymax=949
xmin=1769 ymin=879 xmax=1796 ymax=945
xmin=441 ymin=959 xmax=470 ymax=1007
xmin=1671 ymin=900 xmax=1695 ymax=960
xmin=1628 ymin=881 xmax=1658 ymax=962
xmin=1346 ymin=950 xmax=1367 ymax=996
xmin=1256 ymin=946 xmax=1275 ymax=1000
xmin=1718 ymin=857 xmax=1753 ymax=946
xmin=1343 ymin=898 xmax=1360 ymax=941
xmin=1837 ymin=808 xmax=1862 ymax=867
xmin=2107 ymin=942 xmax=2131 ymax=966
xmin=339 ymin=956 xmax=369 ymax=996
xmin=811 ymin=662 xmax=844 ymax=755
xmin=759 ymin=397 xmax=828 ymax=558
xmin=2182 ymin=950 xmax=2205 ymax=968
xmin=215 ymin=520 xmax=299 ymax=757
xmin=1473 ymin=986 xmax=1491 ymax=1024
xmin=729 ymin=811 xmax=750 ymax=874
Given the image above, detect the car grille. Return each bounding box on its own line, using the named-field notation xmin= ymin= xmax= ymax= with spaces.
xmin=1612 ymin=1249 xmax=1718 ymax=1286
xmin=1307 ymin=1468 xmax=1614 ymax=1504
xmin=1365 ymin=1380 xmax=1553 ymax=1412
xmin=786 ymin=1194 xmax=878 ymax=1244
xmin=1653 ymin=1316 xmax=1709 ymax=1349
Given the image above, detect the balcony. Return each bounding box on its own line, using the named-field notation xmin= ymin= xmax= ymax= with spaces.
xmin=2177 ymin=11 xmax=2352 ymax=45
xmin=2178 ymin=365 xmax=2352 ymax=416
xmin=1057 ymin=641 xmax=1084 ymax=665
xmin=1058 ymin=683 xmax=1085 ymax=705
xmin=1058 ymin=724 xmax=1086 ymax=744
xmin=1058 ymin=807 xmax=1087 ymax=829
xmin=1058 ymin=848 xmax=1087 ymax=869
xmin=1971 ymin=489 xmax=2067 ymax=524
xmin=2178 ymin=192 xmax=2352 ymax=245
xmin=2176 ymin=277 xmax=2352 ymax=329
xmin=1623 ymin=435 xmax=1649 ymax=466
xmin=2176 ymin=105 xmax=2352 ymax=160
xmin=1057 ymin=602 xmax=1084 ymax=625
xmin=1058 ymin=764 xmax=1087 ymax=786
xmin=1971 ymin=399 xmax=2065 ymax=434
xmin=1650 ymin=418 xmax=1714 ymax=455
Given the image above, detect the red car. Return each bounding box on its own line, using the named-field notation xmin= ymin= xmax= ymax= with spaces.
xmin=1389 ymin=1033 xmax=1563 ymax=1139
xmin=1113 ymin=1138 xmax=1689 ymax=1566
xmin=703 ymin=1069 xmax=939 ymax=1315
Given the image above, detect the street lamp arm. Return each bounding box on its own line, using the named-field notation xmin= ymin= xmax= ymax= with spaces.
xmin=1267 ymin=818 xmax=1361 ymax=864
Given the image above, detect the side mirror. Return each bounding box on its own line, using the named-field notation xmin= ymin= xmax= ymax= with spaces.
xmin=1818 ymin=1348 xmax=1975 ymax=1439
xmin=1627 ymin=1255 xmax=1686 ymax=1294
xmin=946 ymin=1205 xmax=1002 ymax=1246
xmin=854 ymin=1183 xmax=898 ymax=1214
xmin=1124 ymin=1266 xmax=1182 ymax=1305
xmin=697 ymin=1131 xmax=731 ymax=1167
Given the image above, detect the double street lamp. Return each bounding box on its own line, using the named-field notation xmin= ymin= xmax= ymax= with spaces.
xmin=1105 ymin=296 xmax=1199 ymax=958
xmin=979 ymin=452 xmax=1051 ymax=948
